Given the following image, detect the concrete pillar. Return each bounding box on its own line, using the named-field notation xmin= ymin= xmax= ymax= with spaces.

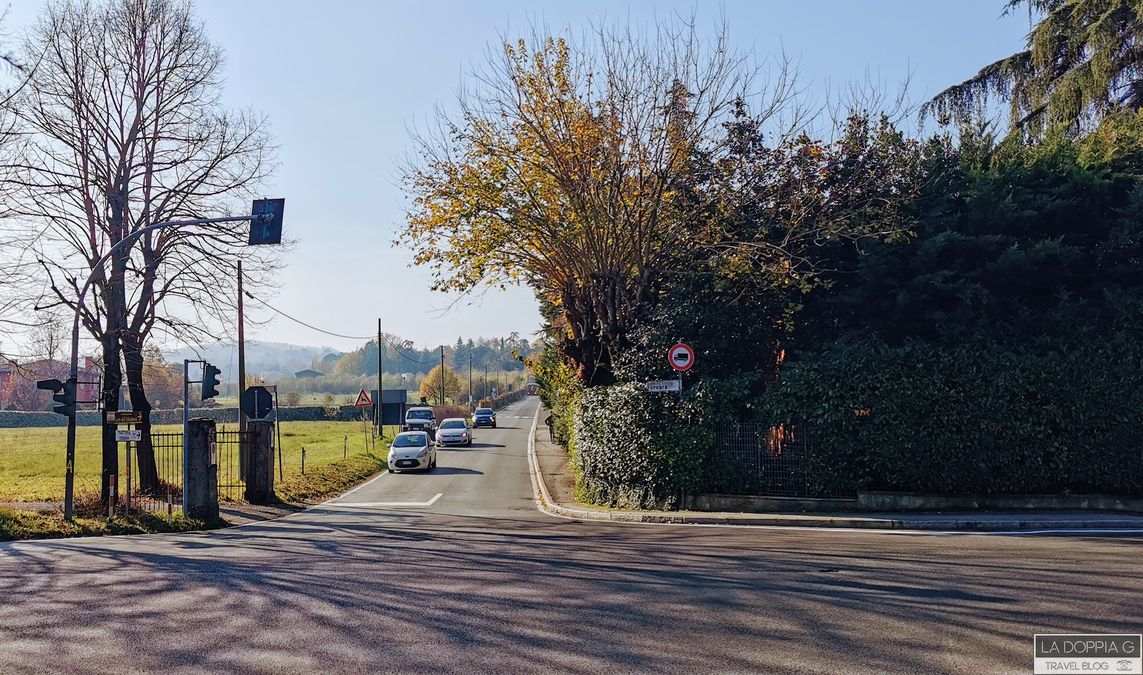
xmin=244 ymin=420 xmax=276 ymax=504
xmin=185 ymin=418 xmax=219 ymax=521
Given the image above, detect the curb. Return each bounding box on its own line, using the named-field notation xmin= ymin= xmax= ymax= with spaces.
xmin=524 ymin=405 xmax=1143 ymax=533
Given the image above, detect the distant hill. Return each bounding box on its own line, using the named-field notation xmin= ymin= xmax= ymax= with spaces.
xmin=165 ymin=341 xmax=343 ymax=382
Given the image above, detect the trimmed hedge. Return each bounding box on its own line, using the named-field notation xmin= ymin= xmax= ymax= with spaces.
xmin=573 ymin=383 xmax=714 ymax=509
xmin=564 ymin=335 xmax=1143 ymax=507
xmin=755 ymin=337 xmax=1143 ymax=496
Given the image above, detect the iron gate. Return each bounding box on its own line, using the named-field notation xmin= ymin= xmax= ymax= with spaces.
xmin=123 ymin=431 xmax=184 ymax=516
xmin=215 ymin=428 xmax=251 ymax=501
xmin=118 ymin=427 xmax=253 ymax=513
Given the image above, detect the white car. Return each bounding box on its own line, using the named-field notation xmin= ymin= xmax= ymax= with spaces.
xmin=436 ymin=418 xmax=473 ymax=446
xmin=387 ymin=431 xmax=436 ymax=473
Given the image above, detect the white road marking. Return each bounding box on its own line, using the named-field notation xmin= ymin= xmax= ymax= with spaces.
xmin=334 ymin=469 xmax=390 ymax=500
xmin=330 ymin=493 xmax=443 ymax=509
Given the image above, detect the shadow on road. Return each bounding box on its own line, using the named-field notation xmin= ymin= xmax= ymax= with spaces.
xmin=0 ymin=506 xmax=1139 ymax=673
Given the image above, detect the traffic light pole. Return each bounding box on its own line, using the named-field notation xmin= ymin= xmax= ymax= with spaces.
xmin=182 ymin=359 xmax=191 ymax=514
xmin=384 ymin=317 xmax=388 ymax=436
xmin=237 ymin=260 xmax=247 ymax=436
xmin=63 ymin=213 xmax=271 ymax=521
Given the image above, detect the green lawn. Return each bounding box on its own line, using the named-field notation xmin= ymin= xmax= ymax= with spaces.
xmin=0 ymin=421 xmax=398 ymax=502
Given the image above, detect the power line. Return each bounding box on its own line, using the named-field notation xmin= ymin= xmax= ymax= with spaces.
xmin=387 ymin=341 xmax=438 ymax=365
xmin=243 ymin=291 xmax=439 ymax=365
xmin=243 ymin=292 xmax=375 ymax=340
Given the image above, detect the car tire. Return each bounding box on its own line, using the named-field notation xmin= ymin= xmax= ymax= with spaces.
xmin=466 ymin=439 xmax=472 ymax=446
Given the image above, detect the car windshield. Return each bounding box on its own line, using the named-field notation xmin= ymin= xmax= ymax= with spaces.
xmin=475 ymin=408 xmax=493 ymax=415
xmin=392 ymin=434 xmax=426 ymax=448
xmin=440 ymin=420 xmax=466 ymax=429
xmin=407 ymin=410 xmax=433 ymax=420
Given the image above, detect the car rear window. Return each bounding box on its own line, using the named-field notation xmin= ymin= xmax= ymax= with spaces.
xmin=476 ymin=408 xmax=493 ymax=415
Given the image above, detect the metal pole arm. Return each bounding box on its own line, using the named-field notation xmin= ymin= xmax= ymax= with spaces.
xmin=64 ymin=212 xmax=267 ymax=520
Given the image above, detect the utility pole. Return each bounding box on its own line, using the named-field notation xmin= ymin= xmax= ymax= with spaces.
xmin=237 ymin=260 xmax=247 ymax=434
xmin=484 ymin=364 xmax=488 ymax=400
xmin=59 ymin=205 xmax=282 ymax=520
xmin=439 ymin=346 xmax=445 ymax=405
xmin=377 ymin=318 xmax=383 ymax=437
xmin=468 ymin=352 xmax=473 ymax=410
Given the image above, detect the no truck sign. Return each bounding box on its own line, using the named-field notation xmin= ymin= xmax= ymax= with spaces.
xmin=669 ymin=343 xmax=694 ymax=372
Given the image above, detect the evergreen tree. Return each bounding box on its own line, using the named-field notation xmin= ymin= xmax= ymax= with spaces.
xmin=924 ymin=0 xmax=1143 ymax=137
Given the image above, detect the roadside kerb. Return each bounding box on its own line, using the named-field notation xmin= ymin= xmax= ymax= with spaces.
xmin=524 ymin=405 xmax=1143 ymax=532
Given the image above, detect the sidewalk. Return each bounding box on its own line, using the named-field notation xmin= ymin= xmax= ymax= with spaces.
xmin=528 ymin=409 xmax=1143 ymax=532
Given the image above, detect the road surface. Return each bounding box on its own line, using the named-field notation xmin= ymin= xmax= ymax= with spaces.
xmin=0 ymin=397 xmax=1139 ymax=673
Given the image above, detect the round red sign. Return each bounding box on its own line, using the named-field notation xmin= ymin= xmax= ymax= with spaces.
xmin=669 ymin=343 xmax=694 ymax=372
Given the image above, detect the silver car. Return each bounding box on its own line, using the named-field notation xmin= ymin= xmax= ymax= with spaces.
xmin=436 ymin=418 xmax=473 ymax=446
xmin=387 ymin=431 xmax=436 ymax=473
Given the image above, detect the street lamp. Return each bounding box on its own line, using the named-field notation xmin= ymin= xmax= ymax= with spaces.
xmin=60 ymin=202 xmax=281 ymax=521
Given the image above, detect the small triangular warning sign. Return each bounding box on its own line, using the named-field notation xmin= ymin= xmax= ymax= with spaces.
xmin=353 ymin=389 xmax=372 ymax=407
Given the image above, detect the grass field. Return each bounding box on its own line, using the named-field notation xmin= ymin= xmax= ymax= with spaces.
xmin=0 ymin=421 xmax=398 ymax=502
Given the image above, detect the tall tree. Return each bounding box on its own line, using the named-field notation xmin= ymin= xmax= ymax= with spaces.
xmin=924 ymin=0 xmax=1143 ymax=137
xmin=3 ymin=0 xmax=274 ymax=500
xmin=400 ymin=21 xmax=795 ymax=386
xmin=419 ymin=364 xmax=463 ymax=405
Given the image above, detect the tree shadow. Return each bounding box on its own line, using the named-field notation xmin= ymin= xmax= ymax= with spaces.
xmin=0 ymin=507 xmax=1139 ymax=673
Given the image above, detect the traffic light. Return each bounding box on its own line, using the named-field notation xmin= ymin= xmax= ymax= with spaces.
xmin=202 ymin=363 xmax=222 ymax=400
xmin=37 ymin=378 xmax=76 ymax=417
xmin=248 ymin=198 xmax=284 ymax=245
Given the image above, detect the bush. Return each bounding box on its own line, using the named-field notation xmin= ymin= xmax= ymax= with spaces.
xmin=573 ymin=382 xmax=714 ymax=509
xmin=433 ymin=405 xmax=469 ymax=421
xmin=755 ymin=336 xmax=1143 ymax=496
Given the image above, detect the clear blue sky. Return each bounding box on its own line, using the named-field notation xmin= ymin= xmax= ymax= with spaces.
xmin=6 ymin=0 xmax=1031 ymax=352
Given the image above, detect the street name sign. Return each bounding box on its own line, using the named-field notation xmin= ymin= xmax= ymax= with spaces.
xmin=646 ymin=380 xmax=682 ymax=393
xmin=107 ymin=411 xmax=144 ymax=425
xmin=115 ymin=429 xmax=142 ymax=442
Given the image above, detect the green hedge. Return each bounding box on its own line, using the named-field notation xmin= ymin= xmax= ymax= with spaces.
xmin=755 ymin=337 xmax=1143 ymax=496
xmin=573 ymin=383 xmax=715 ymax=509
xmin=565 ymin=336 xmax=1143 ymax=506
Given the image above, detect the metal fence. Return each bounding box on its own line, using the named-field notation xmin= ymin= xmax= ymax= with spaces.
xmin=215 ymin=428 xmax=251 ymax=501
xmin=710 ymin=422 xmax=843 ymax=498
xmin=115 ymin=427 xmax=253 ymax=515
xmin=122 ymin=432 xmax=183 ymax=516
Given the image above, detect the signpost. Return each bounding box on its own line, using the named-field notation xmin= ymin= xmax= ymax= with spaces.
xmin=353 ymin=389 xmax=373 ymax=450
xmin=115 ymin=429 xmax=143 ymax=442
xmin=645 ymin=380 xmax=682 ymax=393
xmin=241 ymin=386 xmax=275 ymax=421
xmin=58 ymin=201 xmax=285 ymax=521
xmin=669 ymin=343 xmax=695 ymax=372
xmin=665 ymin=343 xmax=695 ymax=399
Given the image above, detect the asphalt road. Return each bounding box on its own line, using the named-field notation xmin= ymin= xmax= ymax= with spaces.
xmin=0 ymin=397 xmax=1139 ymax=674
